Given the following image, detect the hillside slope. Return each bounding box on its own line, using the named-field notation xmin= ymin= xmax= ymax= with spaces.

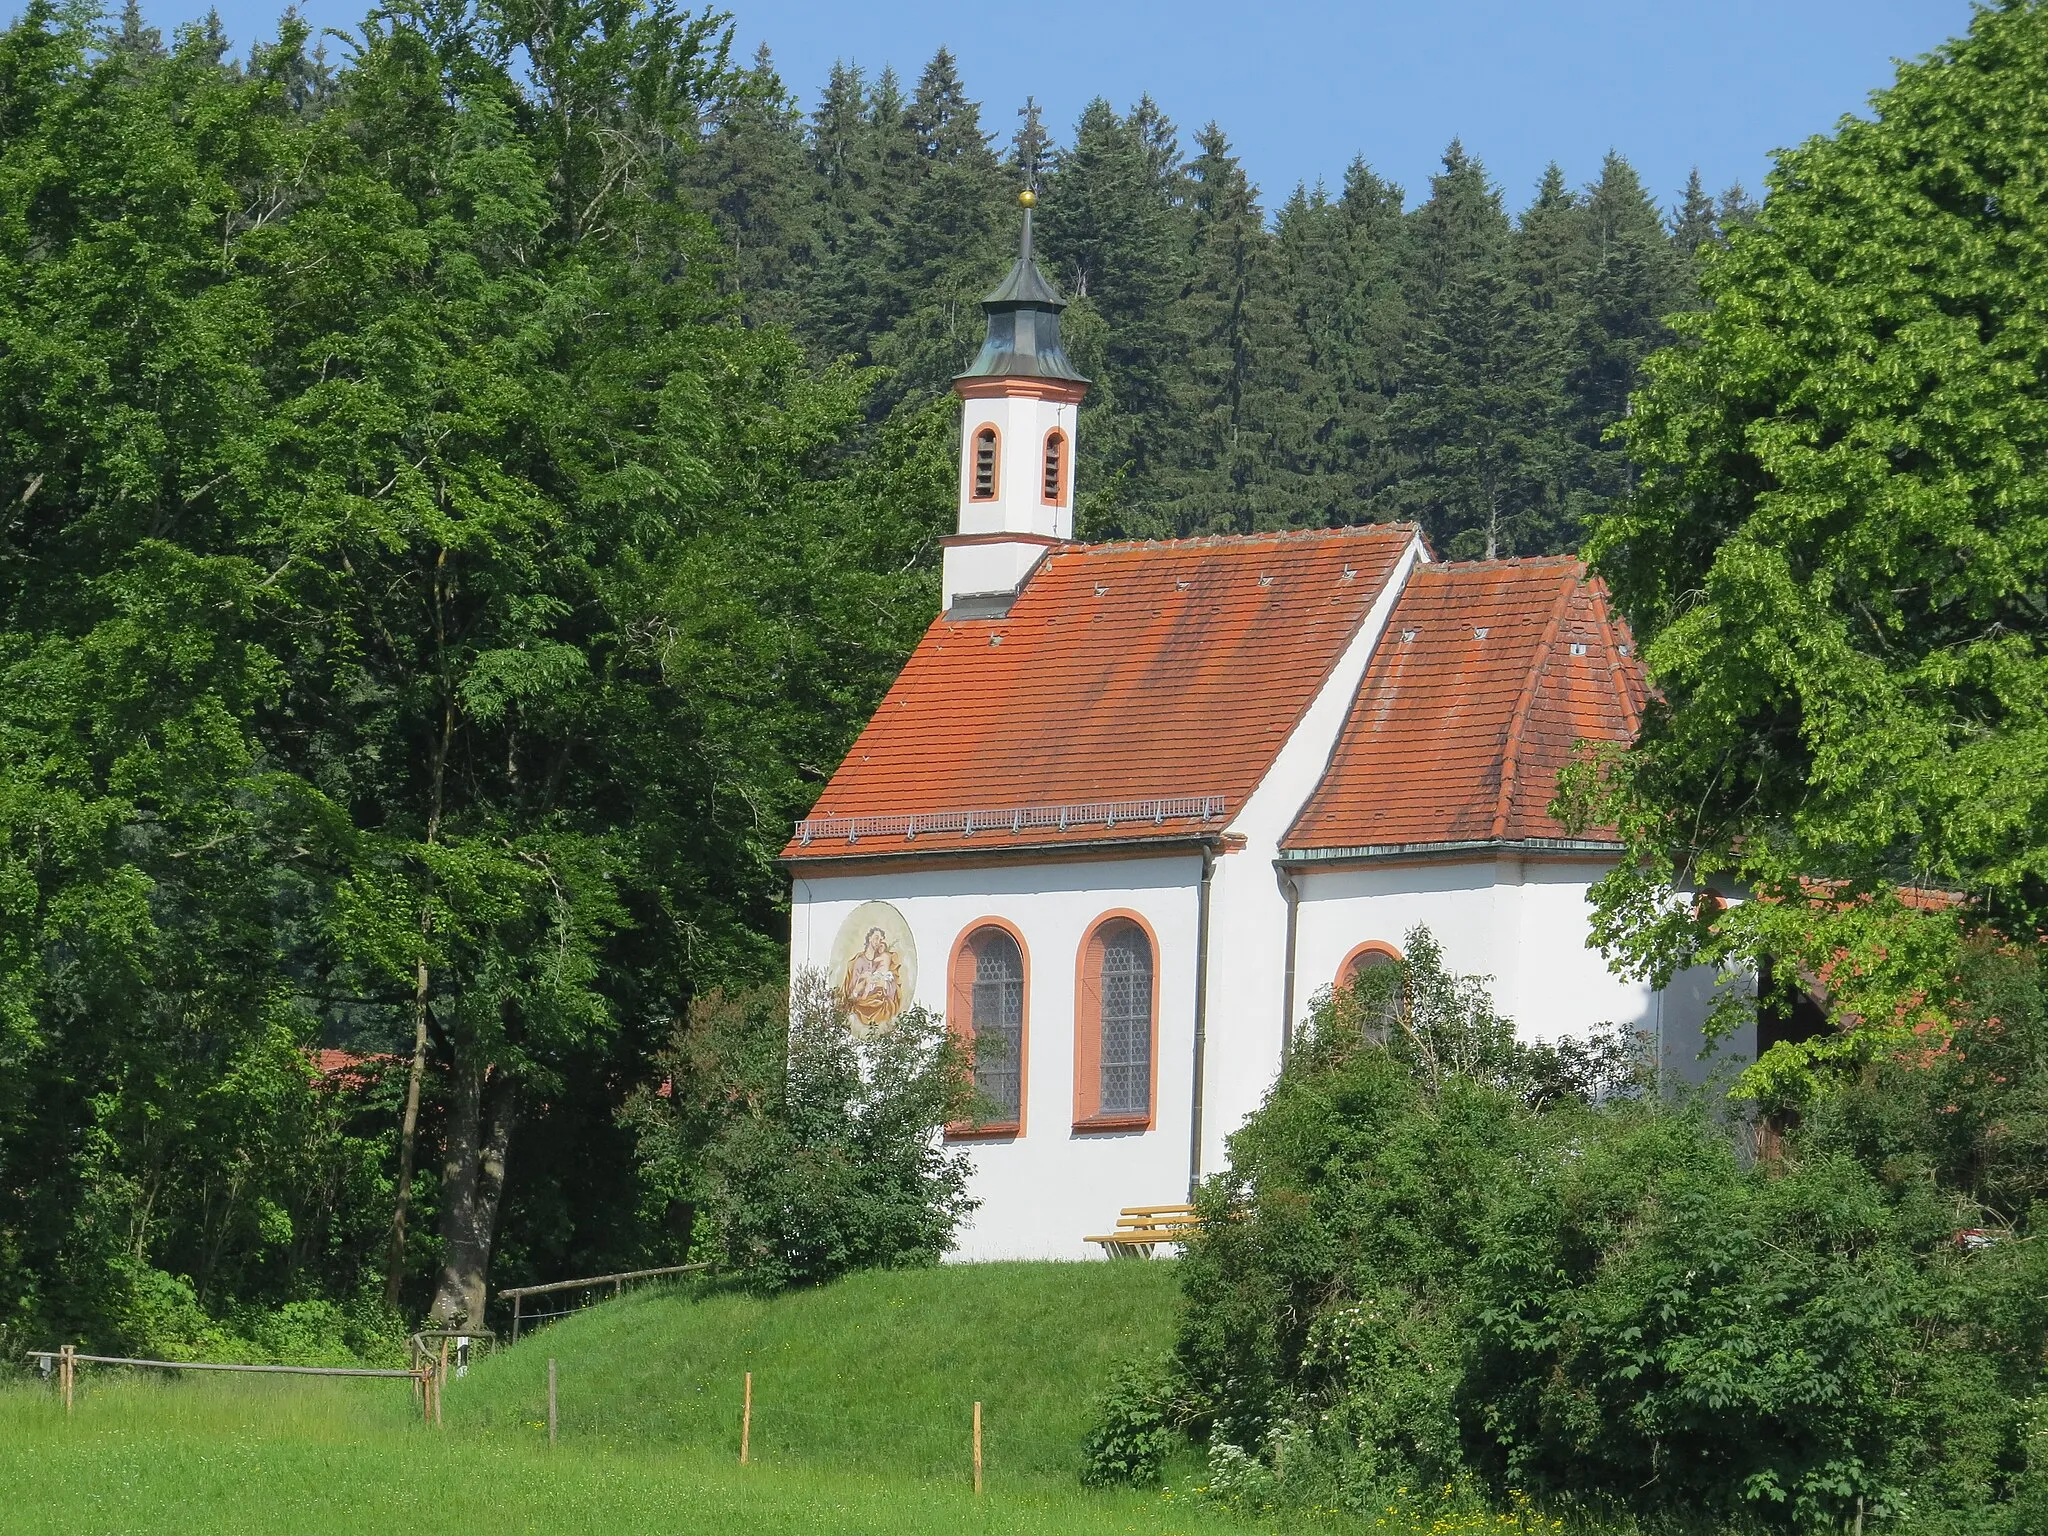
xmin=451 ymin=1261 xmax=1181 ymax=1485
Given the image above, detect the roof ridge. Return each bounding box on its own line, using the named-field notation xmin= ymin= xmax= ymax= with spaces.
xmin=1067 ymin=523 xmax=1417 ymax=556
xmin=1489 ymin=571 xmax=1583 ymax=840
xmin=1421 ymin=554 xmax=1589 ymax=574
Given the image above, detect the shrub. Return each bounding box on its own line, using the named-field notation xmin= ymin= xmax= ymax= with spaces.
xmin=625 ymin=969 xmax=980 ymax=1290
xmin=47 ymin=1266 xmax=405 ymax=1366
xmin=1079 ymin=1353 xmax=1184 ymax=1487
xmin=1170 ymin=925 xmax=2046 ymax=1532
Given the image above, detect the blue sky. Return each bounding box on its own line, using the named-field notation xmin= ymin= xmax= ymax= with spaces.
xmin=124 ymin=0 xmax=1976 ymax=216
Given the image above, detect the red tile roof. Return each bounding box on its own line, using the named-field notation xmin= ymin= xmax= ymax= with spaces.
xmin=784 ymin=525 xmax=1419 ymax=860
xmin=1281 ymin=559 xmax=1644 ymax=853
xmin=309 ymin=1049 xmax=391 ymax=1086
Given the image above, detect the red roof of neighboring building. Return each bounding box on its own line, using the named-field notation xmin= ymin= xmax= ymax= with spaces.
xmin=784 ymin=525 xmax=1419 ymax=860
xmin=1281 ymin=559 xmax=1644 ymax=853
xmin=309 ymin=1048 xmax=391 ymax=1086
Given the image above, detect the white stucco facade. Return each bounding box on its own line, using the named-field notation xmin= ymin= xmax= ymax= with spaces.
xmin=1289 ymin=857 xmax=1653 ymax=1044
xmin=790 ymin=852 xmax=1207 ymax=1262
xmin=954 ymin=389 xmax=1080 ymax=539
xmin=789 ymin=838 xmax=1744 ymax=1263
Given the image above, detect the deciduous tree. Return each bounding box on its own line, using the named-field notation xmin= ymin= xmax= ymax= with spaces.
xmin=1577 ymin=0 xmax=2048 ymax=1091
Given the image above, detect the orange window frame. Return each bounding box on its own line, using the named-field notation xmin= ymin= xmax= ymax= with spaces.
xmin=1073 ymin=910 xmax=1160 ymax=1132
xmin=1337 ymin=940 xmax=1404 ymax=989
xmin=1040 ymin=428 xmax=1068 ymax=506
xmin=945 ymin=918 xmax=1029 ymax=1139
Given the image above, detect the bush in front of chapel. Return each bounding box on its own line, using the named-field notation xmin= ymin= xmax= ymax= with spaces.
xmin=624 ymin=970 xmax=980 ymax=1290
xmin=1143 ymin=928 xmax=2046 ymax=1533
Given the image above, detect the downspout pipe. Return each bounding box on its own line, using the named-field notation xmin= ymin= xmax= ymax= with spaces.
xmin=1187 ymin=843 xmax=1217 ymax=1200
xmin=1278 ymin=864 xmax=1301 ymax=1069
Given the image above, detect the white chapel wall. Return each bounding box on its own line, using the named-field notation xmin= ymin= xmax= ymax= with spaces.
xmin=1289 ymin=857 xmax=1754 ymax=1085
xmin=790 ymin=850 xmax=1204 ymax=1261
xmin=1196 ymin=533 xmax=1428 ymax=1173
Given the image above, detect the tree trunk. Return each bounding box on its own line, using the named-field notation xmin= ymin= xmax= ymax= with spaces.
xmin=382 ymin=955 xmax=431 ymax=1310
xmin=428 ymin=1062 xmax=516 ymax=1328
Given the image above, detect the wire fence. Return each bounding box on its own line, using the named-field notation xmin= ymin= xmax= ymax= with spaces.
xmin=23 ymin=1346 xmax=438 ymax=1421
xmin=25 ymin=1341 xmax=1009 ymax=1489
xmin=502 ymin=1262 xmax=710 ymax=1341
xmin=513 ymin=1361 xmax=1007 ymax=1487
xmin=731 ymin=1394 xmax=1003 ymax=1485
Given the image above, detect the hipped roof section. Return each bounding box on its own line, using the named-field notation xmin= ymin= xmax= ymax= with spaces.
xmin=783 ymin=525 xmax=1418 ymax=860
xmin=1282 ymin=559 xmax=1645 ymax=854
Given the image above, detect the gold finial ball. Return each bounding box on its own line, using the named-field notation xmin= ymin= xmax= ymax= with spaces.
xmin=1018 ymin=188 xmax=1037 ymax=208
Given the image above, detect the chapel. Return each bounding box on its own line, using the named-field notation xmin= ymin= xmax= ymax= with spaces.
xmin=782 ymin=196 xmax=1744 ymax=1261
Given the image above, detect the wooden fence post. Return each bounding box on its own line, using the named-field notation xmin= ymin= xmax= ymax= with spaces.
xmin=436 ymin=1338 xmax=449 ymax=1427
xmin=547 ymin=1358 xmax=558 ymax=1447
xmin=973 ymin=1401 xmax=983 ymax=1495
xmin=60 ymin=1345 xmax=74 ymax=1415
xmin=740 ymin=1371 xmax=752 ymax=1464
xmin=511 ymin=1293 xmax=522 ymax=1344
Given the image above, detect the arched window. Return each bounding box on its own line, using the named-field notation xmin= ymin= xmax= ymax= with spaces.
xmin=1339 ymin=941 xmax=1406 ymax=1038
xmin=971 ymin=426 xmax=999 ymax=501
xmin=1340 ymin=941 xmax=1403 ymax=990
xmin=948 ymin=922 xmax=1027 ymax=1135
xmin=1075 ymin=915 xmax=1157 ymax=1128
xmin=1041 ymin=429 xmax=1067 ymax=505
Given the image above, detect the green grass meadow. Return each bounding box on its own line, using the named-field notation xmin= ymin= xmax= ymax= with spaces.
xmin=0 ymin=1372 xmax=1257 ymax=1536
xmin=0 ymin=1260 xmax=1268 ymax=1536
xmin=456 ymin=1259 xmax=1184 ymax=1482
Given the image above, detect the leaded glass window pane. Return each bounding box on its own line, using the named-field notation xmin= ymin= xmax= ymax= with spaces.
xmin=971 ymin=930 xmax=1023 ymax=1121
xmin=1098 ymin=926 xmax=1152 ymax=1116
xmin=1346 ymin=950 xmax=1406 ymax=1040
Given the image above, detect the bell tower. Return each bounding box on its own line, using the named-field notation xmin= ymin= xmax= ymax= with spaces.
xmin=942 ymin=189 xmax=1089 ymax=616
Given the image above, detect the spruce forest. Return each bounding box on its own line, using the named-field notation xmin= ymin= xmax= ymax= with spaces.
xmin=703 ymin=44 xmax=1753 ymax=557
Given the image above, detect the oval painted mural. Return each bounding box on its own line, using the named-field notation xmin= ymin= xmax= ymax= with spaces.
xmin=828 ymin=901 xmax=918 ymax=1034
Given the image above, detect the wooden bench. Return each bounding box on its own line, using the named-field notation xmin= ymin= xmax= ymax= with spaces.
xmin=1085 ymin=1203 xmax=1199 ymax=1258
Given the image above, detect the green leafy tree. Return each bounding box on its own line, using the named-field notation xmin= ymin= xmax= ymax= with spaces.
xmin=1576 ymin=0 xmax=2048 ymax=1092
xmin=0 ymin=0 xmax=368 ymax=1348
xmin=1173 ymin=928 xmax=2044 ymax=1532
xmin=0 ymin=0 xmax=947 ymax=1345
